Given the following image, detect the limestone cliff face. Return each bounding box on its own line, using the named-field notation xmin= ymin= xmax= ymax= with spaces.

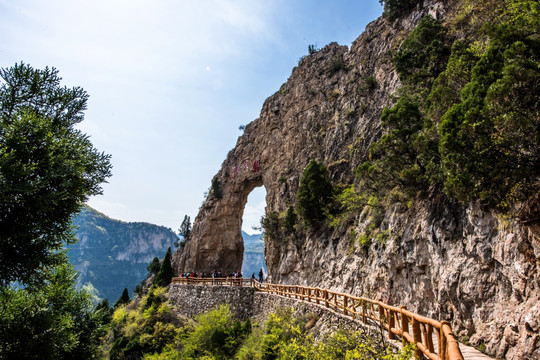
xmin=173 ymin=1 xmax=539 ymax=358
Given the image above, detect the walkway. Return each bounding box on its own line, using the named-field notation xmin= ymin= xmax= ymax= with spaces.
xmin=171 ymin=277 xmax=496 ymax=360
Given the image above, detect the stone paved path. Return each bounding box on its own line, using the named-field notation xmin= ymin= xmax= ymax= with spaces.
xmin=429 ymin=331 xmax=496 ymax=360
xmin=459 ymin=343 xmax=496 ymax=360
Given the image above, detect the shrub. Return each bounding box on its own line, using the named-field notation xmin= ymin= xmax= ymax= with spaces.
xmin=211 ymin=176 xmax=223 ymax=199
xmin=379 ymin=0 xmax=422 ymax=21
xmin=297 ymin=160 xmax=334 ymax=226
xmin=261 ymin=211 xmax=280 ymax=240
xmin=394 ymin=15 xmax=450 ymax=85
xmin=153 ymin=247 xmax=174 ymax=288
xmin=282 ymin=206 xmax=297 ymax=234
xmin=327 ymin=55 xmax=347 ymax=74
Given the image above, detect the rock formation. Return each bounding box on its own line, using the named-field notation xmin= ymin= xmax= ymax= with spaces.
xmin=173 ymin=1 xmax=539 ymax=358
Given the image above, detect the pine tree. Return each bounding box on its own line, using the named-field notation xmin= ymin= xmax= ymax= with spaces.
xmin=297 ymin=160 xmax=333 ymax=226
xmin=153 ymin=247 xmax=174 ymax=287
xmin=147 ymin=257 xmax=161 ymax=275
xmin=114 ymin=288 xmax=130 ymax=308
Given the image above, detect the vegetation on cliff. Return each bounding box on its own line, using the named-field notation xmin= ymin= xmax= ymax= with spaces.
xmin=358 ymin=0 xmax=539 ymax=222
xmin=259 ymin=0 xmax=538 ymax=266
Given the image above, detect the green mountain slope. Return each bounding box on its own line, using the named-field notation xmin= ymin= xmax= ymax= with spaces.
xmin=69 ymin=206 xmax=178 ymax=301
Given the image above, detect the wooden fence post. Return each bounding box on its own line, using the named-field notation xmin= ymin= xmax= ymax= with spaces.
xmin=388 ymin=309 xmax=395 ymax=340
xmin=324 ymin=290 xmax=329 ymax=308
xmin=401 ymin=306 xmax=409 ymax=346
xmin=343 ymin=295 xmax=348 ymax=316
xmin=412 ymin=317 xmax=423 ymax=360
xmin=362 ymin=302 xmax=367 ymax=323
xmin=440 ymin=321 xmax=449 ymax=360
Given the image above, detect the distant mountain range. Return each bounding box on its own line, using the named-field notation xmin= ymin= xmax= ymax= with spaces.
xmin=69 ymin=206 xmax=266 ymax=302
xmin=69 ymin=206 xmax=178 ymax=302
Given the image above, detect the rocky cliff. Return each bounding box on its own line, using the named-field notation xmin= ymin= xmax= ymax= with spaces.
xmin=173 ymin=1 xmax=539 ymax=358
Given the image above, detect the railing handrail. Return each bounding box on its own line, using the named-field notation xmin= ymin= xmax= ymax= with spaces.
xmin=171 ymin=277 xmax=464 ymax=360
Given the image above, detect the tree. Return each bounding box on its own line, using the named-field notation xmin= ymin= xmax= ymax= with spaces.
xmin=177 ymin=215 xmax=192 ymax=246
xmin=379 ymin=0 xmax=422 ymax=20
xmin=0 ymin=63 xmax=112 ymax=286
xmin=0 ymin=262 xmax=105 ymax=359
xmin=282 ymin=206 xmax=297 ymax=234
xmin=211 ymin=176 xmax=223 ymax=199
xmin=297 ymin=160 xmax=333 ymax=226
xmin=393 ymin=15 xmax=450 ymax=85
xmin=153 ymin=247 xmax=174 ymax=288
xmin=114 ymin=288 xmax=130 ymax=308
xmin=147 ymin=257 xmax=161 ymax=275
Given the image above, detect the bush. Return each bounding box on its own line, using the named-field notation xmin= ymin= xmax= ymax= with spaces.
xmin=261 ymin=211 xmax=280 ymax=240
xmin=211 ymin=177 xmax=223 ymax=199
xmin=380 ymin=0 xmax=422 ymax=21
xmin=297 ymin=160 xmax=334 ymax=226
xmin=394 ymin=15 xmax=450 ymax=85
xmin=153 ymin=247 xmax=174 ymax=288
xmin=327 ymin=55 xmax=347 ymax=74
xmin=282 ymin=206 xmax=297 ymax=234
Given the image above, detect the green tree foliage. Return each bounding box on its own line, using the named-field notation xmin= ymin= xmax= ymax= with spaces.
xmin=353 ymin=1 xmax=539 ymax=221
xmin=96 ymin=298 xmax=112 ymax=324
xmin=104 ymin=287 xmax=181 ymax=360
xmin=394 ymin=15 xmax=450 ymax=86
xmin=107 ymin=301 xmax=413 ymax=360
xmin=114 ymin=288 xmax=131 ymax=308
xmin=211 ymin=176 xmax=223 ymax=199
xmin=147 ymin=257 xmax=161 ymax=275
xmin=178 ymin=215 xmax=192 ymax=246
xmin=0 ymin=262 xmax=105 ymax=360
xmin=426 ymin=40 xmax=479 ymax=119
xmin=153 ymin=247 xmax=174 ymax=288
xmin=440 ymin=39 xmax=540 ymax=211
xmin=282 ymin=206 xmax=297 ymax=234
xmin=0 ymin=63 xmax=112 ymax=286
xmin=327 ymin=54 xmax=347 ymax=74
xmin=379 ymin=0 xmax=422 ymax=21
xmin=181 ymin=305 xmax=251 ymax=359
xmin=438 ymin=0 xmax=540 ymax=214
xmin=297 ymin=160 xmax=333 ymax=226
xmin=261 ymin=211 xmax=280 ymax=240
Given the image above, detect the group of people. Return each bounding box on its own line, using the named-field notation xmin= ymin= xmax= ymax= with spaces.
xmin=178 ymin=270 xmax=243 ymax=279
xmin=178 ymin=268 xmax=265 ymax=282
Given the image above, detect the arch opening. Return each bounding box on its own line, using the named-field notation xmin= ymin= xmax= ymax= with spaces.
xmin=241 ymin=185 xmax=267 ymax=280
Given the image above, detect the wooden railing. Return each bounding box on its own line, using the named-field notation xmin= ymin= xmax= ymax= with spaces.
xmin=171 ymin=277 xmax=463 ymax=360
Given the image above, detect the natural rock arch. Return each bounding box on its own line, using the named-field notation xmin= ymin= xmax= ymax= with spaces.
xmin=172 ymin=41 xmax=387 ymax=276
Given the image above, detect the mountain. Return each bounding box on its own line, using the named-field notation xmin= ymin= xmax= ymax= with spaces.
xmin=241 ymin=231 xmax=267 ymax=278
xmin=69 ymin=206 xmax=178 ymax=302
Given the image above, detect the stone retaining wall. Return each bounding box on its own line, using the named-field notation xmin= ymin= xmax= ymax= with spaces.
xmin=168 ymin=284 xmax=381 ymax=340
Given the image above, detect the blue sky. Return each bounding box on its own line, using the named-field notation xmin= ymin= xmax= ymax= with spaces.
xmin=0 ymin=0 xmax=383 ymax=234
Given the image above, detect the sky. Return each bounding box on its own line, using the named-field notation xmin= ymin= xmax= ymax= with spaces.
xmin=0 ymin=0 xmax=383 ymax=234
